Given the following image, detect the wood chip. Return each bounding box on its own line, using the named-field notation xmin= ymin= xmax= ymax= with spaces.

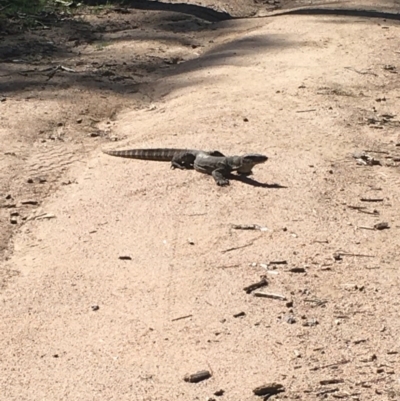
xmin=288 ymin=267 xmax=306 ymax=273
xmin=253 ymin=383 xmax=284 ymax=396
xmin=243 ymin=277 xmax=268 ymax=294
xmin=269 ymin=260 xmax=287 ymax=265
xmin=20 ymin=200 xmax=39 ymax=205
xmin=374 ymin=222 xmax=389 ymax=230
xmin=184 ymin=370 xmax=211 ymax=383
xmin=320 ymin=379 xmax=344 ymax=385
xmin=233 ymin=311 xmax=246 ymax=318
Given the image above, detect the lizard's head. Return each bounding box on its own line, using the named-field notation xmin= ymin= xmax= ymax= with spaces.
xmin=236 ymin=154 xmax=268 ymax=176
xmin=242 ymin=154 xmax=268 ymax=165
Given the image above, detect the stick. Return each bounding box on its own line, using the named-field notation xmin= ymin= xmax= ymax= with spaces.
xmin=231 ymin=224 xmax=268 ymax=231
xmin=253 ymin=292 xmax=287 ymax=300
xmin=360 ymin=198 xmax=383 ymax=202
xmin=221 ymin=241 xmax=254 ymax=253
xmin=336 ymin=252 xmax=375 ymax=258
xmin=344 ymin=67 xmax=377 ymax=76
xmin=172 ymin=314 xmax=192 ymax=322
xmin=364 ymin=150 xmax=389 ymax=154
xmin=296 ymin=109 xmax=316 ymax=113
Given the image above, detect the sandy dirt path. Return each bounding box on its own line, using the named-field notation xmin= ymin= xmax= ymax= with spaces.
xmin=1 ymin=7 xmax=400 ymax=401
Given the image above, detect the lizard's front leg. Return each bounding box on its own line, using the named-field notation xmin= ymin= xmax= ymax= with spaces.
xmin=211 ymin=167 xmax=230 ymax=186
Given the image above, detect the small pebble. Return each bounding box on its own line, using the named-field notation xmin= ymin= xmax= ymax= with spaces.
xmin=285 ymin=315 xmax=296 ymax=324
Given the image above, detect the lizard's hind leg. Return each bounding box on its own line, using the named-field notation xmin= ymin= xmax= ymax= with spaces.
xmin=171 ymin=152 xmax=196 ymax=170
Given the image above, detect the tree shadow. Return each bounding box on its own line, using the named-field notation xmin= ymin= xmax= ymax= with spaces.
xmin=272 ymin=7 xmax=400 ymax=21
xmin=0 ymin=9 xmax=293 ymax=97
xmin=2 ymin=2 xmax=398 ymax=99
xmin=119 ymin=0 xmax=233 ymax=23
xmin=166 ymin=33 xmax=292 ymax=75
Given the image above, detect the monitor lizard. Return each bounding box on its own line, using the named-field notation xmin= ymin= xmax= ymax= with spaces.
xmin=102 ymin=148 xmax=268 ymax=186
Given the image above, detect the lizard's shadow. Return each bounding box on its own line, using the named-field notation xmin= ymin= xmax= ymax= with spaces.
xmin=229 ymin=174 xmax=287 ymax=188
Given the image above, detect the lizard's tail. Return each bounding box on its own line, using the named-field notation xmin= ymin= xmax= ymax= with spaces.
xmin=102 ymin=148 xmax=185 ymax=162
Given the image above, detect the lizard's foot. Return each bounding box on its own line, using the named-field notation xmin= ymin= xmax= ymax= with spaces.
xmin=212 ymin=169 xmax=230 ymax=186
xmin=216 ymin=178 xmax=230 ymax=186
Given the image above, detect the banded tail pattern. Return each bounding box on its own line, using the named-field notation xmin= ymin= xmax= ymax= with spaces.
xmin=102 ymin=148 xmax=188 ymax=162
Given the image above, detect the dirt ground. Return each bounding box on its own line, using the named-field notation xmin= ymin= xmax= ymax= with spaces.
xmin=1 ymin=1 xmax=400 ymax=400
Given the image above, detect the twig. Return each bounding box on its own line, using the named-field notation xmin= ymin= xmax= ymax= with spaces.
xmin=26 ymin=212 xmax=56 ymax=221
xmin=316 ymin=388 xmax=339 ymax=396
xmin=335 ymin=252 xmax=375 ymax=258
xmin=358 ymin=222 xmax=389 ymax=230
xmin=19 ymin=65 xmax=78 ymax=81
xmin=288 ymin=267 xmax=306 ymax=273
xmin=221 ymin=241 xmax=254 ymax=253
xmin=253 ymin=292 xmax=287 ymax=300
xmin=221 ymin=235 xmax=262 ymax=253
xmin=358 ymin=209 xmax=379 ymax=215
xmin=344 ymin=67 xmax=378 ymax=76
xmin=296 ymin=109 xmax=316 ymax=113
xmin=364 ymin=150 xmax=389 ymax=154
xmin=360 ymin=198 xmax=384 ymax=202
xmin=231 ymin=224 xmax=268 ymax=231
xmin=320 ymin=379 xmax=344 ymax=385
xmin=216 ymin=264 xmax=240 ymax=269
xmin=304 ymin=298 xmax=328 ymax=307
xmin=59 ymin=65 xmax=76 ymax=73
xmin=348 ymin=205 xmax=379 ymax=214
xmin=311 ymin=360 xmax=350 ymax=371
xmin=172 ymin=314 xmax=192 ymax=322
